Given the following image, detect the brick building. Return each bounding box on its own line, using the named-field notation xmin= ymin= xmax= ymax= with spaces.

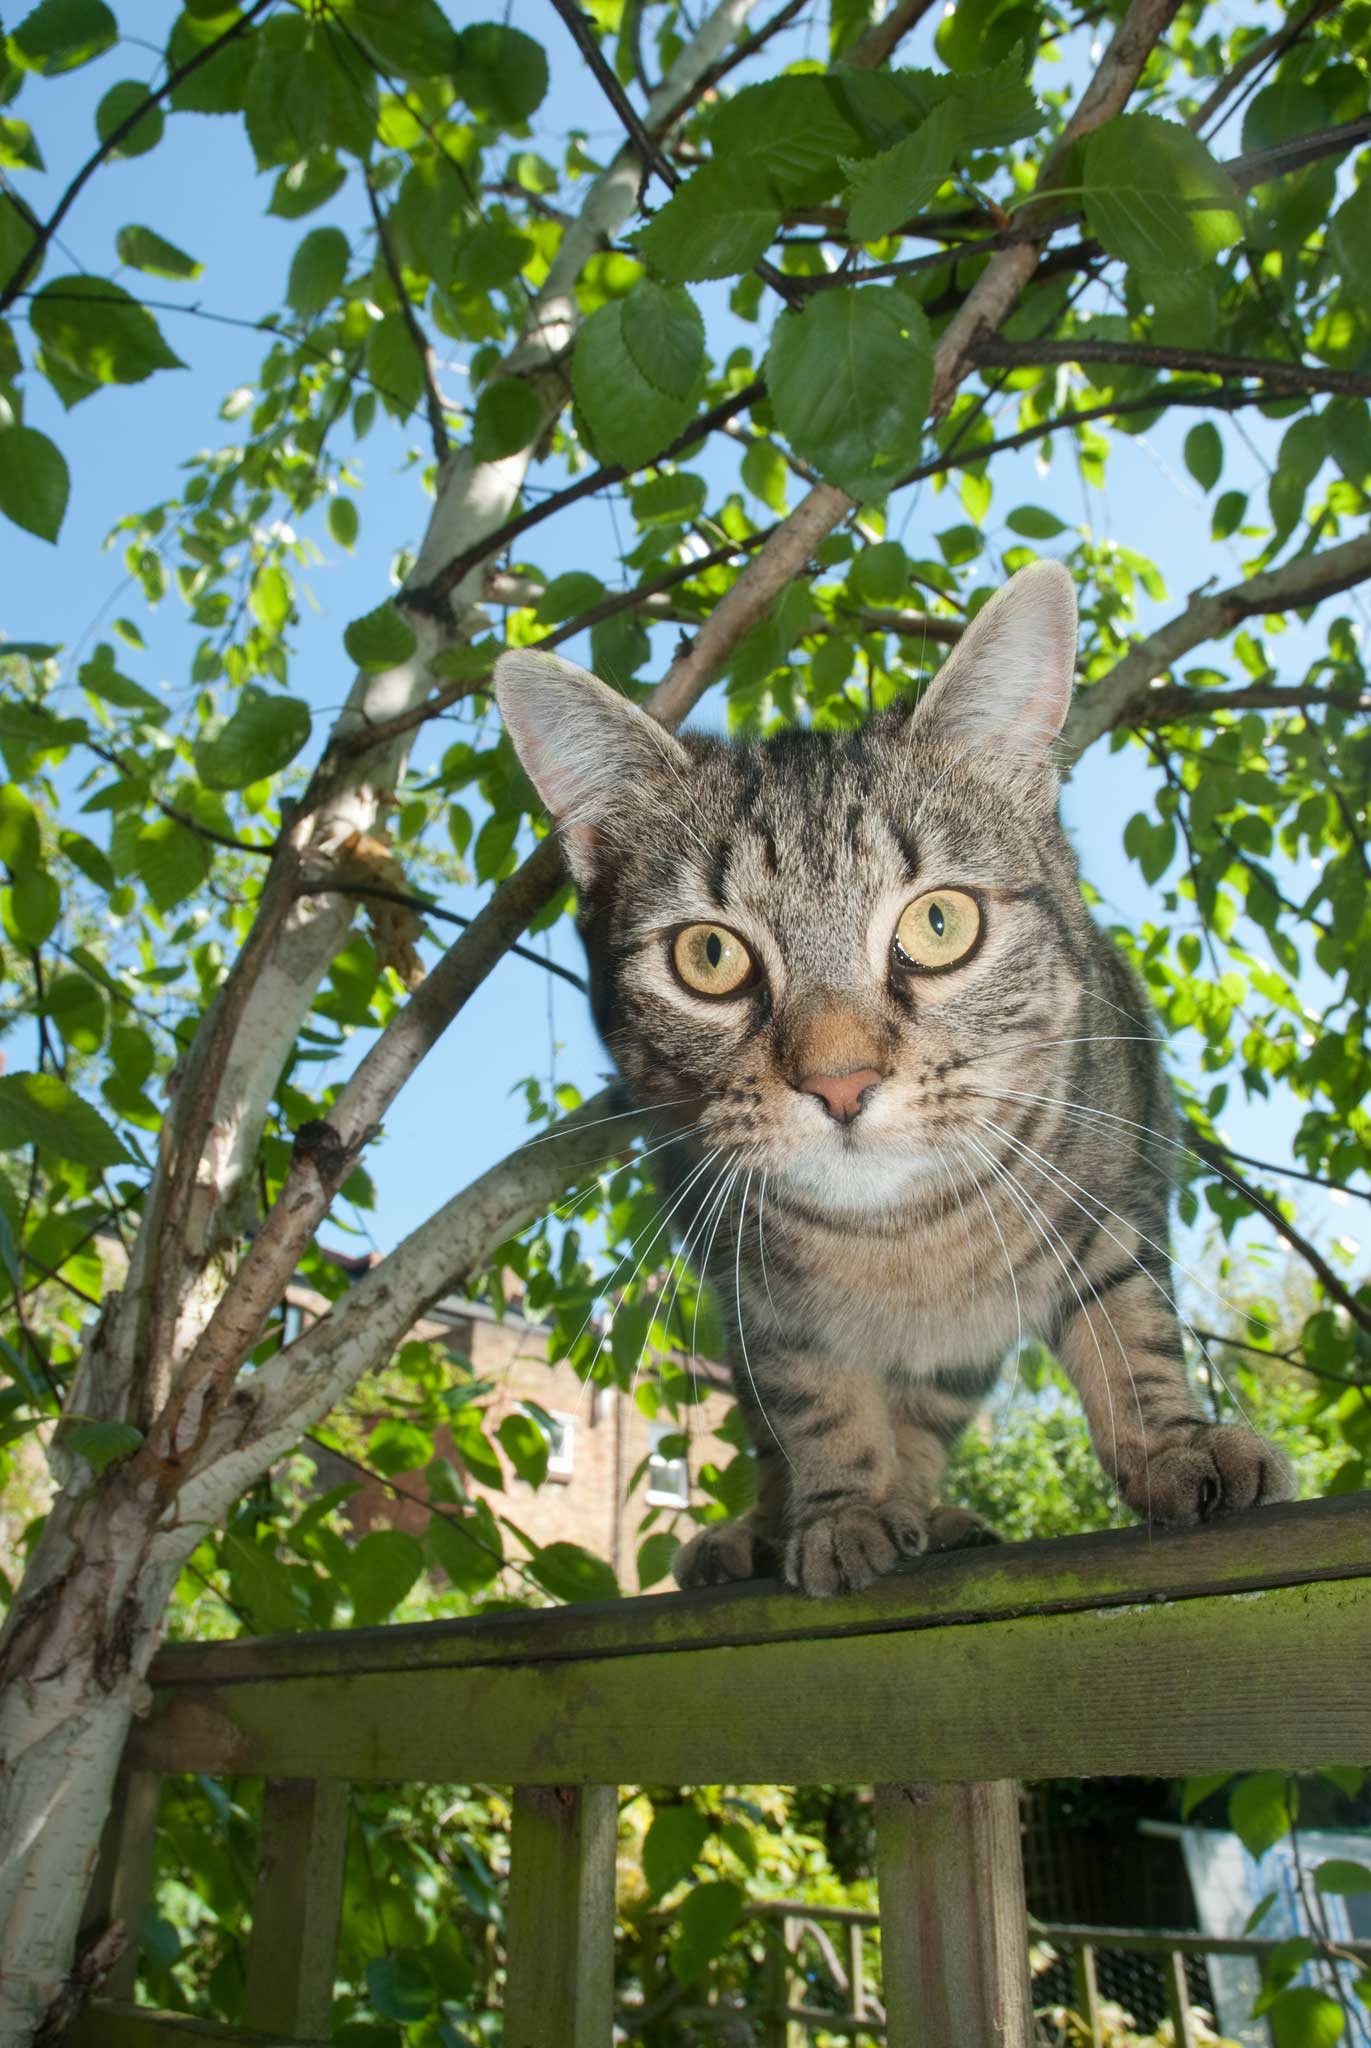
xmin=292 ymin=1256 xmax=738 ymax=1589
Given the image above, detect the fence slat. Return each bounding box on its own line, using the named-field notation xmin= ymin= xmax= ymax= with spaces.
xmin=242 ymin=1778 xmax=350 ymax=2040
xmin=1073 ymin=1943 xmax=1103 ymax=2048
xmin=875 ymin=1780 xmax=1032 ymax=2048
xmin=1164 ymin=1949 xmax=1198 ymax=2048
xmin=79 ymin=1768 xmax=164 ymax=2001
xmin=503 ymin=1783 xmax=616 ymax=2048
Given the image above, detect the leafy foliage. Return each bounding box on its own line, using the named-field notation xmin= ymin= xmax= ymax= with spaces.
xmin=1 ymin=0 xmax=1370 ymax=2038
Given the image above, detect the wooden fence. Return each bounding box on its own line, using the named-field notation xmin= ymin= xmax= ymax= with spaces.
xmin=69 ymin=1492 xmax=1371 ymax=2048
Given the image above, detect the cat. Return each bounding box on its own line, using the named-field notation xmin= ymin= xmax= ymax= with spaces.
xmin=494 ymin=560 xmax=1293 ymax=1597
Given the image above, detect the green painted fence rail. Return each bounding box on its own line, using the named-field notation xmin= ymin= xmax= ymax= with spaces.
xmin=69 ymin=1493 xmax=1371 ymax=2048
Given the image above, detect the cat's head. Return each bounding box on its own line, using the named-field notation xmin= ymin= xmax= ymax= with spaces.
xmin=495 ymin=561 xmax=1091 ymax=1212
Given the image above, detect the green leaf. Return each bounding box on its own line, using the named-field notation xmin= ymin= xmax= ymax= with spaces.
xmin=766 ymin=284 xmax=932 ymax=501
xmin=62 ymin=1418 xmax=143 ymax=1473
xmin=1228 ymin=1772 xmax=1293 ymax=1860
xmin=849 ymin=540 xmax=907 ymax=603
xmin=846 ymin=101 xmax=959 ymax=243
xmin=347 ymin=1529 xmax=424 ymax=1626
xmin=707 ymin=75 xmax=867 ymax=204
xmin=741 ymin=437 xmax=788 ymax=513
xmin=573 ymin=298 xmax=699 ymax=469
xmin=166 ymin=9 xmax=258 ymax=116
xmin=222 ymin=1529 xmax=307 ymax=1636
xmin=642 ymin=1804 xmax=710 ymax=1895
xmin=1315 ymin=1859 xmax=1371 ymax=1895
xmin=620 ymin=281 xmax=706 ymax=402
xmin=1083 ymin=115 xmax=1244 ymax=272
xmin=94 ymin=81 xmax=164 ymax=159
xmin=1269 ymin=1987 xmax=1345 ymax=2048
xmin=77 ymin=649 xmax=161 ymax=713
xmin=525 ymin=1540 xmax=620 ymax=1604
xmin=636 ymin=1530 xmax=679 ymax=1589
xmin=934 ymin=0 xmax=1039 ymax=78
xmin=497 ymin=1411 xmax=549 ymax=1487
xmin=454 ymin=22 xmax=548 ymax=124
xmin=349 ymin=0 xmax=459 ymax=79
xmin=534 ymin=572 xmax=604 ymax=624
xmin=11 ymin=0 xmax=117 ymax=74
xmin=344 ymin=603 xmax=418 ymax=672
xmin=269 ymin=151 xmax=348 ymax=220
xmin=366 ymin=1952 xmax=435 ymax=2025
xmin=471 ymin=377 xmax=542 ymax=461
xmin=286 ymin=225 xmax=350 ymax=316
xmin=0 ymin=425 xmax=68 ymax=541
xmin=114 ymin=224 xmax=202 ymax=281
xmin=31 ymin=276 xmax=184 ymax=390
xmin=1212 ymin=488 xmax=1247 ymax=541
xmin=1184 ymin=420 xmax=1224 ymax=492
xmin=638 ymin=165 xmax=782 ymax=284
xmin=194 ymin=688 xmax=312 ymax=789
xmin=1180 ymin=1771 xmax=1232 ymax=1820
xmin=0 ymin=1071 xmax=130 ymax=1166
xmin=671 ymin=1880 xmax=744 ymax=1984
xmin=427 ymin=1502 xmax=502 ymax=1592
xmin=134 ymin=818 xmax=212 ymax=914
xmin=248 ymin=565 xmax=289 ymax=637
xmin=366 ymin=309 xmax=425 ymax=419
xmin=630 ymin=471 xmax=707 ymax=526
xmin=1005 ymin=504 xmax=1067 ymax=539
xmin=0 ymin=785 xmax=40 ymax=870
xmin=44 ymin=970 xmax=104 ymax=1055
xmin=0 ymin=117 xmax=43 ymax=171
xmin=2 ymin=868 xmax=60 ymax=945
xmin=327 ymin=496 xmax=359 ymax=551
xmin=1329 ymin=179 xmax=1371 ymax=302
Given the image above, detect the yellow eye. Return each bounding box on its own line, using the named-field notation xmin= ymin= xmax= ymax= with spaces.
xmin=893 ymin=889 xmax=982 ymax=971
xmin=672 ymin=923 xmax=755 ymax=997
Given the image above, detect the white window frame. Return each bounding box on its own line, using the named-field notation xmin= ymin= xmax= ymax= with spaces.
xmin=646 ymin=1421 xmax=689 ymax=1508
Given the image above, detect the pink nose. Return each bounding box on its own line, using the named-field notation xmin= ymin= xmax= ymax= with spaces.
xmin=797 ymin=1068 xmax=884 ymax=1125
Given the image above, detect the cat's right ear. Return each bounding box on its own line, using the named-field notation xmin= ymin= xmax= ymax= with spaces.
xmin=493 ymin=650 xmax=690 ymax=888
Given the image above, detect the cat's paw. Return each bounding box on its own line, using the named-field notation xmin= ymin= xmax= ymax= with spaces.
xmin=925 ymin=1504 xmax=1001 ymax=1551
xmin=1118 ymin=1423 xmax=1295 ymax=1526
xmin=785 ymin=1500 xmax=927 ymax=1598
xmin=673 ymin=1520 xmax=777 ymax=1589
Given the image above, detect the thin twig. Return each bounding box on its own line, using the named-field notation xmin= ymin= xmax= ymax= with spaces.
xmin=296 ymin=880 xmax=589 ymax=992
xmin=364 ymin=172 xmax=449 ymax=464
xmin=971 ymin=336 xmax=1371 ymax=401
xmin=0 ymin=0 xmax=276 ymax=316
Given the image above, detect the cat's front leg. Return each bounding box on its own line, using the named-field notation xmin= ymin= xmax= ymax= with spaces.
xmin=761 ymin=1348 xmax=927 ymax=1597
xmin=1055 ymin=1256 xmax=1293 ymax=1524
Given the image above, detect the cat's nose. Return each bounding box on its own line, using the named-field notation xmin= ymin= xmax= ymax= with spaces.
xmin=797 ymin=1068 xmax=884 ymax=1125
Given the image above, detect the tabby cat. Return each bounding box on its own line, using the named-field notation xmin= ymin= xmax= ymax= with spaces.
xmin=494 ymin=561 xmax=1292 ymax=1597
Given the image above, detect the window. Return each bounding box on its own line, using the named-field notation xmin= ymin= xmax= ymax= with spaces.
xmin=281 ymin=1300 xmax=305 ymax=1346
xmin=520 ymin=1404 xmax=575 ymax=1480
xmin=646 ymin=1423 xmax=689 ymax=1507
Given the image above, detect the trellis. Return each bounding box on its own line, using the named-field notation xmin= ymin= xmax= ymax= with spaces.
xmin=70 ymin=1492 xmax=1371 ymax=2047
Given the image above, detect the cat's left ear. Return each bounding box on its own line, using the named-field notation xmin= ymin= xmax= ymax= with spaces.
xmin=910 ymin=559 xmax=1077 ymax=769
xmin=494 ymin=648 xmax=690 ymax=887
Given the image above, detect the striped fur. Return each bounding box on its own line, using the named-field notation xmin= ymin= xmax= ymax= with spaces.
xmin=495 ymin=567 xmax=1292 ymax=1596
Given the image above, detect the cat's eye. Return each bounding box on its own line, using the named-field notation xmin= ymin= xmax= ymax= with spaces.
xmin=892 ymin=889 xmax=983 ymax=972
xmin=671 ymin=923 xmax=755 ymax=998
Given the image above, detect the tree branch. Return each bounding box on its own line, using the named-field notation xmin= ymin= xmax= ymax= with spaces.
xmin=0 ymin=0 xmax=275 ymax=316
xmin=1127 ymin=682 xmax=1371 ymax=728
xmin=403 ymin=380 xmax=766 ymax=618
xmin=295 ymin=880 xmax=589 ymax=992
xmin=1190 ymin=0 xmax=1339 ymax=139
xmin=1064 ymin=531 xmax=1371 ymax=756
xmin=971 ymin=336 xmax=1371 ymax=402
xmin=1192 ymin=1142 xmax=1371 ymax=1341
xmin=548 ymin=0 xmax=680 ymax=194
xmin=169 ymin=1089 xmax=634 ymax=1509
xmin=364 ymin=171 xmax=449 ymax=464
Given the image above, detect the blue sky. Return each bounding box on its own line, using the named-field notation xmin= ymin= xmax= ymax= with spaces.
xmin=2 ymin=0 xmax=1363 ymax=1301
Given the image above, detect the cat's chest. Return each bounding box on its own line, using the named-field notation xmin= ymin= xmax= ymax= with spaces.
xmin=756 ymin=1193 xmax=1054 ymax=1372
